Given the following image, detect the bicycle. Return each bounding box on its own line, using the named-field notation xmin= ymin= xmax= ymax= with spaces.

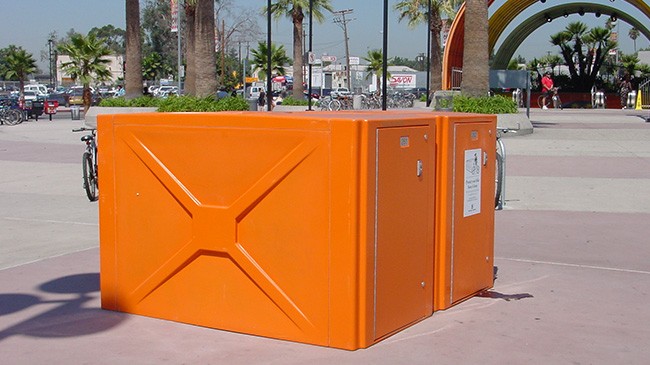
xmin=495 ymin=128 xmax=516 ymax=210
xmin=0 ymin=99 xmax=23 ymax=126
xmin=537 ymin=87 xmax=562 ymax=109
xmin=72 ymin=127 xmax=98 ymax=201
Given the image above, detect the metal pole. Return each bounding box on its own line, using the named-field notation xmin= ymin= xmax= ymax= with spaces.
xmin=48 ymin=39 xmax=53 ymax=88
xmin=308 ymin=0 xmax=313 ymax=111
xmin=177 ymin=0 xmax=182 ymax=92
xmin=426 ymin=0 xmax=431 ymax=107
xmin=382 ymin=0 xmax=388 ymax=110
xmin=267 ymin=0 xmax=273 ymax=111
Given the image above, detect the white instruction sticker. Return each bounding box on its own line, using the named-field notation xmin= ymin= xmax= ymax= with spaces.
xmin=464 ymin=148 xmax=482 ymax=217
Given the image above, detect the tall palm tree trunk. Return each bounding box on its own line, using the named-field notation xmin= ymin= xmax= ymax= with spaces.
xmin=429 ymin=11 xmax=443 ymax=93
xmin=184 ymin=3 xmax=197 ymax=95
xmin=292 ymin=10 xmax=305 ymax=99
xmin=125 ymin=0 xmax=143 ymax=99
xmin=461 ymin=0 xmax=489 ymax=97
xmin=195 ymin=0 xmax=217 ymax=97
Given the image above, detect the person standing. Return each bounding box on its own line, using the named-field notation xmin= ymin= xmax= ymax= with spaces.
xmin=541 ymin=72 xmax=554 ymax=109
xmin=619 ymin=75 xmax=633 ymax=109
xmin=257 ymin=90 xmax=266 ymax=111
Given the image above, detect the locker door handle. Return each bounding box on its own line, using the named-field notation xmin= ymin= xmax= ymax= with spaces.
xmin=416 ymin=160 xmax=423 ymax=177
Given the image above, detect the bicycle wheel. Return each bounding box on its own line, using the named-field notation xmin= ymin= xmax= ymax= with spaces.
xmin=82 ymin=152 xmax=98 ymax=201
xmin=3 ymin=110 xmax=23 ymax=125
xmin=495 ymin=150 xmax=503 ymax=209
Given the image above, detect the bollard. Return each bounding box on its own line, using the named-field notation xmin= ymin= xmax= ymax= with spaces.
xmin=627 ymin=91 xmax=636 ymax=109
xmin=71 ymin=106 xmax=81 ymax=120
xmin=594 ymin=91 xmax=605 ymax=109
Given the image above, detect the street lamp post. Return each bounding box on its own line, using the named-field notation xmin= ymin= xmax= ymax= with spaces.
xmin=267 ymin=0 xmax=273 ymax=110
xmin=382 ymin=0 xmax=388 ymax=110
xmin=308 ymin=0 xmax=313 ymax=111
xmin=48 ymin=38 xmax=55 ymax=89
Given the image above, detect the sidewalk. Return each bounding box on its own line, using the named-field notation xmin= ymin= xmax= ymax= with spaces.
xmin=1 ymin=109 xmax=649 ymax=364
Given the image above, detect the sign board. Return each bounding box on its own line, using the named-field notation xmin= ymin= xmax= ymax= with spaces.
xmin=463 ymin=148 xmax=482 ymax=217
xmin=349 ymin=56 xmax=360 ymax=65
xmin=388 ymin=74 xmax=416 ymax=89
xmin=308 ymin=52 xmax=316 ymax=65
xmin=171 ymin=0 xmax=178 ymax=33
xmin=322 ymin=55 xmax=337 ymax=63
xmin=608 ymin=48 xmax=618 ymax=56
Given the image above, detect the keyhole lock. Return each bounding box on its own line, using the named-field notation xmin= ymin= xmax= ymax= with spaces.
xmin=416 ymin=160 xmax=423 ymax=177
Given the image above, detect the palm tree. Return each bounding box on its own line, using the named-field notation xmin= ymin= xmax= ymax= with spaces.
xmin=3 ymin=46 xmax=37 ymax=101
xmin=584 ymin=27 xmax=615 ymax=79
xmin=184 ymin=0 xmax=197 ymax=95
xmin=250 ymin=41 xmax=291 ymax=78
xmin=58 ymin=33 xmax=112 ymax=112
xmin=194 ymin=0 xmax=217 ymax=97
xmin=460 ymin=0 xmax=489 ymax=97
xmin=363 ymin=49 xmax=391 ymax=93
xmin=629 ymin=27 xmax=640 ymax=53
xmin=268 ymin=0 xmax=334 ymax=99
xmin=125 ymin=0 xmax=143 ymax=99
xmin=620 ymin=53 xmax=640 ymax=77
xmin=394 ymin=0 xmax=462 ymax=95
xmin=565 ymin=22 xmax=588 ymax=78
xmin=550 ymin=22 xmax=614 ymax=91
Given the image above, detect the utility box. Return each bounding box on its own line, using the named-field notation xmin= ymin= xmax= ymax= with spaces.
xmin=98 ymin=112 xmax=437 ymax=350
xmin=433 ymin=113 xmax=496 ymax=310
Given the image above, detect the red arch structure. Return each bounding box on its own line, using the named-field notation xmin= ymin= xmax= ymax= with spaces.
xmin=442 ymin=0 xmax=650 ymax=90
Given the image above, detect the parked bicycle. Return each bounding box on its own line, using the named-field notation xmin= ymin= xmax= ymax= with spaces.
xmin=72 ymin=127 xmax=98 ymax=201
xmin=537 ymin=87 xmax=562 ymax=109
xmin=495 ymin=128 xmax=516 ymax=210
xmin=0 ymin=99 xmax=23 ymax=126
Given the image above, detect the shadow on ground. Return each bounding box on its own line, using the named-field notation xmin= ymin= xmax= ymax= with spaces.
xmin=0 ymin=273 xmax=126 ymax=341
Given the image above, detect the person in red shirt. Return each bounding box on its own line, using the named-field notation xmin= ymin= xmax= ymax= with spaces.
xmin=541 ymin=72 xmax=554 ymax=109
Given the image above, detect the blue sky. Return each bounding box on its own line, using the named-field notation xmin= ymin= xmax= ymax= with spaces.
xmin=1 ymin=0 xmax=647 ymax=71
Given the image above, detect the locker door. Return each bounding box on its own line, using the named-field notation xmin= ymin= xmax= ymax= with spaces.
xmin=375 ymin=126 xmax=432 ymax=339
xmin=450 ymin=122 xmax=495 ymax=304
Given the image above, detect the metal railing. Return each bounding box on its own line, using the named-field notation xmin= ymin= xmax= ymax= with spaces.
xmin=638 ymin=78 xmax=650 ymax=109
xmin=451 ymin=67 xmax=463 ymax=91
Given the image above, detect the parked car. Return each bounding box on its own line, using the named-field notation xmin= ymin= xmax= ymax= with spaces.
xmin=154 ymin=85 xmax=178 ymax=97
xmin=248 ymin=86 xmax=264 ymax=99
xmin=24 ymin=84 xmax=48 ymax=96
xmin=331 ymin=87 xmax=351 ymax=98
xmin=21 ymin=91 xmax=45 ymax=119
xmin=46 ymin=92 xmax=69 ymax=107
xmin=68 ymin=89 xmax=84 ymax=106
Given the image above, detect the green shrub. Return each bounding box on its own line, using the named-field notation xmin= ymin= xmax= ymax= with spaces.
xmin=280 ymin=96 xmax=309 ymax=106
xmin=452 ymin=95 xmax=517 ymax=114
xmin=214 ymin=96 xmax=249 ymax=111
xmin=156 ymin=95 xmax=249 ymax=112
xmin=99 ymin=96 xmax=161 ymax=108
xmin=99 ymin=95 xmax=248 ymax=112
xmin=98 ymin=97 xmax=129 ymax=107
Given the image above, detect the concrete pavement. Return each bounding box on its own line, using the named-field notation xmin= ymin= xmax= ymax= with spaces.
xmin=1 ymin=108 xmax=649 ymax=363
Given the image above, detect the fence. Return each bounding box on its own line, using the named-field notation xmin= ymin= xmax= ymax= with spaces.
xmin=451 ymin=67 xmax=463 ymax=91
xmin=639 ymin=78 xmax=650 ymax=109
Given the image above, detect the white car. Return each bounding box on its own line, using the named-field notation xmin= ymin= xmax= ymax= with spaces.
xmin=24 ymin=84 xmax=48 ymax=96
xmin=248 ymin=86 xmax=264 ymax=99
xmin=331 ymin=87 xmax=351 ymax=98
xmin=155 ymin=85 xmax=178 ymax=97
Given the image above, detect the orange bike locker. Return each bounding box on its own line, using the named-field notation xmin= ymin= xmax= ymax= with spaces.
xmin=98 ymin=112 xmax=436 ymax=350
